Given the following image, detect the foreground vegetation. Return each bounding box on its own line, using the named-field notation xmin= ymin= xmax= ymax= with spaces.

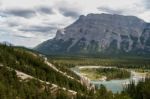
xmin=1 ymin=63 xmax=149 ymax=99
xmin=123 ymin=78 xmax=150 ymax=99
xmin=0 ymin=44 xmax=88 ymax=97
xmin=0 ymin=44 xmax=150 ymax=99
xmin=0 ymin=66 xmax=53 ymax=99
xmin=0 ymin=65 xmax=129 ymax=99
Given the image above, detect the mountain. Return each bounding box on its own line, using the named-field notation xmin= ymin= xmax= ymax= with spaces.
xmin=35 ymin=13 xmax=150 ymax=55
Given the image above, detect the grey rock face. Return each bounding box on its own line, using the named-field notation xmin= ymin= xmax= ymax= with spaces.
xmin=35 ymin=13 xmax=150 ymax=55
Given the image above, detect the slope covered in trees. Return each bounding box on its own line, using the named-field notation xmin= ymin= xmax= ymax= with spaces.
xmin=123 ymin=78 xmax=150 ymax=99
xmin=0 ymin=44 xmax=88 ymax=98
xmin=0 ymin=43 xmax=150 ymax=99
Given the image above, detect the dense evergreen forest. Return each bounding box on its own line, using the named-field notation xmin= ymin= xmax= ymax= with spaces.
xmin=0 ymin=44 xmax=88 ymax=92
xmin=49 ymin=56 xmax=150 ymax=69
xmin=0 ymin=66 xmax=54 ymax=99
xmin=0 ymin=44 xmax=88 ymax=98
xmin=0 ymin=44 xmax=150 ymax=99
xmin=123 ymin=78 xmax=150 ymax=99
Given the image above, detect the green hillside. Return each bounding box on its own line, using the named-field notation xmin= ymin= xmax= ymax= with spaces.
xmin=0 ymin=44 xmax=88 ymax=99
xmin=0 ymin=44 xmax=150 ymax=99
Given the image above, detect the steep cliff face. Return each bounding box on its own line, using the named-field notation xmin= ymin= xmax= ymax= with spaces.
xmin=35 ymin=13 xmax=150 ymax=55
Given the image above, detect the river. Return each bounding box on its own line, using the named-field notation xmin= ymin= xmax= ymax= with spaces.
xmin=71 ymin=66 xmax=147 ymax=93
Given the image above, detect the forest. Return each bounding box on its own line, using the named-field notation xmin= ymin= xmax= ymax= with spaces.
xmin=49 ymin=55 xmax=150 ymax=69
xmin=0 ymin=44 xmax=88 ymax=98
xmin=0 ymin=43 xmax=150 ymax=99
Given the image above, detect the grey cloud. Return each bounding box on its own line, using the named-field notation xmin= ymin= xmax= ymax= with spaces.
xmin=55 ymin=1 xmax=81 ymax=18
xmin=19 ymin=25 xmax=57 ymax=33
xmin=36 ymin=6 xmax=55 ymax=14
xmin=143 ymin=0 xmax=150 ymax=9
xmin=58 ymin=7 xmax=80 ymax=18
xmin=4 ymin=9 xmax=36 ymax=18
xmin=15 ymin=35 xmax=32 ymax=39
xmin=7 ymin=22 xmax=19 ymax=27
xmin=0 ymin=11 xmax=7 ymax=17
xmin=2 ymin=6 xmax=55 ymax=18
xmin=0 ymin=1 xmax=2 ymax=7
xmin=97 ymin=7 xmax=124 ymax=15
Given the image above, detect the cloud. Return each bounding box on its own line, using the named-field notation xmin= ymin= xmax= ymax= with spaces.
xmin=36 ymin=6 xmax=55 ymax=15
xmin=1 ymin=6 xmax=56 ymax=18
xmin=14 ymin=35 xmax=33 ymax=39
xmin=7 ymin=21 xmax=19 ymax=27
xmin=58 ymin=7 xmax=80 ymax=18
xmin=4 ymin=8 xmax=36 ymax=18
xmin=19 ymin=25 xmax=57 ymax=33
xmin=0 ymin=12 xmax=7 ymax=17
xmin=97 ymin=7 xmax=124 ymax=15
xmin=97 ymin=2 xmax=146 ymax=16
xmin=143 ymin=0 xmax=150 ymax=9
xmin=0 ymin=0 xmax=150 ymax=47
xmin=55 ymin=1 xmax=82 ymax=19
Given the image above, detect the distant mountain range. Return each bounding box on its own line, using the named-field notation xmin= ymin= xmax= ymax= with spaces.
xmin=35 ymin=13 xmax=150 ymax=56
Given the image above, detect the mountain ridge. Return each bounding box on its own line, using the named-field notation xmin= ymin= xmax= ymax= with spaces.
xmin=35 ymin=13 xmax=150 ymax=55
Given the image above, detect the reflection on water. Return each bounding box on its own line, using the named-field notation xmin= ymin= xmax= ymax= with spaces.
xmin=71 ymin=66 xmax=147 ymax=93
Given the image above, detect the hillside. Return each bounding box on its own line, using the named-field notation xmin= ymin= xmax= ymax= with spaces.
xmin=0 ymin=44 xmax=89 ymax=99
xmin=35 ymin=13 xmax=150 ymax=56
xmin=1 ymin=43 xmax=150 ymax=99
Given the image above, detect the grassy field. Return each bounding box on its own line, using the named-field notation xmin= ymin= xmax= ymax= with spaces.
xmin=80 ymin=68 xmax=103 ymax=80
xmin=80 ymin=68 xmax=131 ymax=80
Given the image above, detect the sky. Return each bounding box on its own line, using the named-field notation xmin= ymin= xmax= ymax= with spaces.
xmin=0 ymin=0 xmax=150 ymax=48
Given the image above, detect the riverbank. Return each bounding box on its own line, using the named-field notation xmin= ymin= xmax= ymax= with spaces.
xmin=79 ymin=66 xmax=130 ymax=81
xmin=71 ymin=66 xmax=149 ymax=93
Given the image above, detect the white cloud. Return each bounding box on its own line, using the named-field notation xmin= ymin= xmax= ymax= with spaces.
xmin=0 ymin=0 xmax=150 ymax=47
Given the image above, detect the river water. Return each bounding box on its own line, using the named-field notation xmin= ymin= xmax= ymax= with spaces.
xmin=71 ymin=66 xmax=147 ymax=93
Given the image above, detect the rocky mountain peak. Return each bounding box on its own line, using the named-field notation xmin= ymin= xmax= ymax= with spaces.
xmin=35 ymin=13 xmax=150 ymax=55
xmin=56 ymin=13 xmax=146 ymax=40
